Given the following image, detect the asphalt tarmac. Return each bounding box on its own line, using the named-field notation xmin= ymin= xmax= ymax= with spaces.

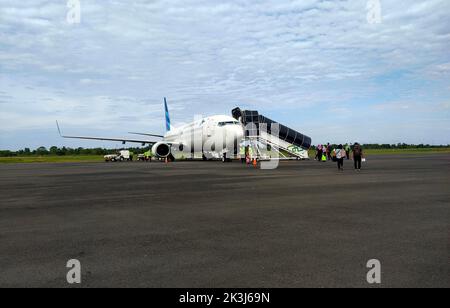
xmin=0 ymin=154 xmax=449 ymax=288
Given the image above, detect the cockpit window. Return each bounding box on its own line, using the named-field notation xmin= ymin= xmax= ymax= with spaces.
xmin=218 ymin=121 xmax=240 ymax=127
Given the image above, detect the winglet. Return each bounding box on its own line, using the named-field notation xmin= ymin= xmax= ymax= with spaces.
xmin=164 ymin=97 xmax=171 ymax=132
xmin=56 ymin=120 xmax=62 ymax=137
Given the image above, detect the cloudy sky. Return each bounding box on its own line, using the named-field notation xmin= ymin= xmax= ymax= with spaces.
xmin=0 ymin=0 xmax=449 ymax=150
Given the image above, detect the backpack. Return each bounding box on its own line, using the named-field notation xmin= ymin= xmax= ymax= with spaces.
xmin=354 ymin=145 xmax=362 ymax=156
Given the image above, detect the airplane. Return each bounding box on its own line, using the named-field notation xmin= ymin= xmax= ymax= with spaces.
xmin=57 ymin=98 xmax=245 ymax=161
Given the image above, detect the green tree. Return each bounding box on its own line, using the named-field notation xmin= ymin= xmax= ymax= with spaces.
xmin=36 ymin=147 xmax=49 ymax=155
xmin=49 ymin=146 xmax=58 ymax=155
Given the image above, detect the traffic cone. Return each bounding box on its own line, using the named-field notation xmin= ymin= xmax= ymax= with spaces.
xmin=252 ymin=158 xmax=257 ymax=168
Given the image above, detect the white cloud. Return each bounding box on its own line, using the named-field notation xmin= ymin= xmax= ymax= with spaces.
xmin=0 ymin=0 xmax=449 ymax=149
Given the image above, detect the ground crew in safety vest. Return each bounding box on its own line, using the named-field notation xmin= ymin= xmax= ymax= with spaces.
xmin=144 ymin=150 xmax=152 ymax=162
xmin=248 ymin=146 xmax=258 ymax=167
xmin=240 ymin=146 xmax=246 ymax=163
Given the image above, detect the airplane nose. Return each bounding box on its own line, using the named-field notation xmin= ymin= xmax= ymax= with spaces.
xmin=236 ymin=126 xmax=244 ymax=141
xmin=226 ymin=125 xmax=244 ymax=143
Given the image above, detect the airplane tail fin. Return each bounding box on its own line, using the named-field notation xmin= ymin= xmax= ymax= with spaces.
xmin=164 ymin=97 xmax=171 ymax=132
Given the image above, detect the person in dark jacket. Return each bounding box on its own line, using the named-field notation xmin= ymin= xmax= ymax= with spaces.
xmin=317 ymin=144 xmax=323 ymax=162
xmin=352 ymin=143 xmax=364 ymax=171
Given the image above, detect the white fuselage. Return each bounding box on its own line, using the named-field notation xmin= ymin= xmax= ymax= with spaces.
xmin=163 ymin=115 xmax=244 ymax=159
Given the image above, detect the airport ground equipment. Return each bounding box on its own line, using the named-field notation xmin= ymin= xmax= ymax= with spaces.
xmin=104 ymin=150 xmax=133 ymax=162
xmin=137 ymin=151 xmax=152 ymax=162
xmin=232 ymin=108 xmax=312 ymax=160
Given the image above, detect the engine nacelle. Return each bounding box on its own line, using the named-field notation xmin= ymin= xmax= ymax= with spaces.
xmin=152 ymin=142 xmax=171 ymax=158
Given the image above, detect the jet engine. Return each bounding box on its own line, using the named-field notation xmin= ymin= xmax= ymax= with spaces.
xmin=152 ymin=142 xmax=171 ymax=158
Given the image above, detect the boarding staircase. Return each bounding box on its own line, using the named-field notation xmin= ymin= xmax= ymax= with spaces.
xmin=232 ymin=108 xmax=312 ymax=160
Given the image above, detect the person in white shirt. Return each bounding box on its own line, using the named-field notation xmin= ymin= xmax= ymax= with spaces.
xmin=336 ymin=144 xmax=346 ymax=171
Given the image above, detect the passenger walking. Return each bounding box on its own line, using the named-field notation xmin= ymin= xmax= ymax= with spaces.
xmin=322 ymin=148 xmax=327 ymax=163
xmin=336 ymin=144 xmax=346 ymax=171
xmin=344 ymin=143 xmax=351 ymax=160
xmin=331 ymin=147 xmax=337 ymax=162
xmin=352 ymin=143 xmax=364 ymax=171
xmin=317 ymin=144 xmax=323 ymax=163
xmin=321 ymin=151 xmax=327 ymax=162
xmin=327 ymin=143 xmax=332 ymax=160
xmin=245 ymin=146 xmax=250 ymax=165
xmin=246 ymin=146 xmax=254 ymax=165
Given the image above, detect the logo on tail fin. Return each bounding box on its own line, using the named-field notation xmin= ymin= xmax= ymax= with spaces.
xmin=164 ymin=97 xmax=171 ymax=132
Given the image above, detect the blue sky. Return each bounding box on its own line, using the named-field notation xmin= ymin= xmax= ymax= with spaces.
xmin=0 ymin=0 xmax=449 ymax=150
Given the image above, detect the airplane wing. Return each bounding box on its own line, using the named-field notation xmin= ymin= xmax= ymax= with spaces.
xmin=56 ymin=121 xmax=157 ymax=146
xmin=128 ymin=132 xmax=165 ymax=138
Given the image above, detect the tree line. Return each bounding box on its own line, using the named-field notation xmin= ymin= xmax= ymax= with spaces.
xmin=0 ymin=146 xmax=152 ymax=157
xmin=310 ymin=143 xmax=449 ymax=150
xmin=0 ymin=144 xmax=448 ymax=157
xmin=356 ymin=143 xmax=449 ymax=149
